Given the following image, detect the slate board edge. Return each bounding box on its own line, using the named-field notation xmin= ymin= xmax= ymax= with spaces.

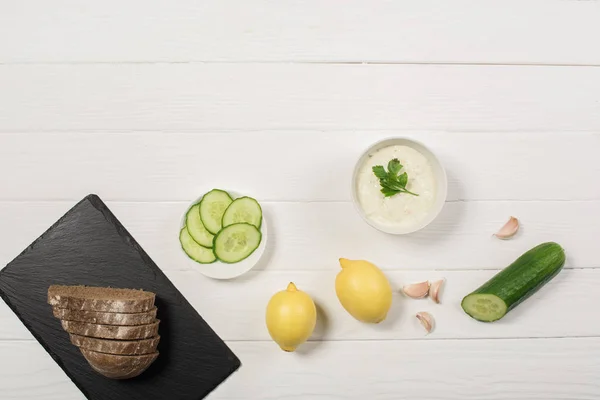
xmin=0 ymin=195 xmax=96 ymax=398
xmin=86 ymin=194 xmax=242 ymax=399
xmin=0 ymin=194 xmax=242 ymax=399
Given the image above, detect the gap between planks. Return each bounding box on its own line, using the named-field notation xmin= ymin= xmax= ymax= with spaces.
xmin=2 ymin=61 xmax=600 ymax=67
xmin=1 ymin=335 xmax=600 ymax=343
xmin=1 ymin=129 xmax=600 ymax=134
xmin=0 ymin=199 xmax=598 ymax=204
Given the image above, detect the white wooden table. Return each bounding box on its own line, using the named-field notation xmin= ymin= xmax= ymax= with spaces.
xmin=1 ymin=1 xmax=600 ymax=399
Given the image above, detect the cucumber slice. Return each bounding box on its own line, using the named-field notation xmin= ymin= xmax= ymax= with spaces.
xmin=461 ymin=242 xmax=565 ymax=322
xmin=222 ymin=196 xmax=263 ymax=229
xmin=185 ymin=204 xmax=214 ymax=247
xmin=461 ymin=294 xmax=507 ymax=322
xmin=199 ymin=189 xmax=233 ymax=234
xmin=213 ymin=223 xmax=262 ymax=263
xmin=179 ymin=227 xmax=216 ymax=264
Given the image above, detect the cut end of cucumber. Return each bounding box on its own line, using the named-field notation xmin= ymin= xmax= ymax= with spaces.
xmin=461 ymin=294 xmax=507 ymax=322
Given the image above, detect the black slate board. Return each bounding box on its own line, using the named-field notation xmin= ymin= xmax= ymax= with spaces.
xmin=0 ymin=194 xmax=241 ymax=400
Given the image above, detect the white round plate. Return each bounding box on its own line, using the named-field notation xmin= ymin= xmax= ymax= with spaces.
xmin=179 ymin=190 xmax=267 ymax=280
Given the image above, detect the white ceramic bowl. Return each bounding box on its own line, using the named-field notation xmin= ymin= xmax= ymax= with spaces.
xmin=179 ymin=191 xmax=268 ymax=279
xmin=351 ymin=137 xmax=448 ymax=235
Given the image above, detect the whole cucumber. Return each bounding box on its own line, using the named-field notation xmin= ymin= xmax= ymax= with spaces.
xmin=461 ymin=242 xmax=565 ymax=322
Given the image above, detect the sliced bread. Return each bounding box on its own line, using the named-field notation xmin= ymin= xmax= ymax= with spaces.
xmin=53 ymin=307 xmax=157 ymax=326
xmin=48 ymin=285 xmax=155 ymax=313
xmin=80 ymin=349 xmax=159 ymax=379
xmin=62 ymin=320 xmax=160 ymax=340
xmin=70 ymin=334 xmax=160 ymax=355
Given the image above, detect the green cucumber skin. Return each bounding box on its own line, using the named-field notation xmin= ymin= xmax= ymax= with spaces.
xmin=185 ymin=203 xmax=214 ymax=248
xmin=222 ymin=196 xmax=263 ymax=229
xmin=204 ymin=189 xmax=233 ymax=201
xmin=199 ymin=189 xmax=233 ymax=234
xmin=213 ymin=223 xmax=262 ymax=264
xmin=462 ymin=242 xmax=565 ymax=319
xmin=179 ymin=228 xmax=217 ymax=264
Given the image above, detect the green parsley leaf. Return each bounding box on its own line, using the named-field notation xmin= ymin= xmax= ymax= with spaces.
xmin=372 ymin=165 xmax=388 ymax=180
xmin=371 ymin=159 xmax=418 ymax=198
xmin=380 ymin=187 xmax=398 ymax=197
xmin=387 ymin=158 xmax=402 ymax=177
xmin=381 ymin=178 xmax=403 ymax=191
xmin=397 ymin=172 xmax=408 ymax=187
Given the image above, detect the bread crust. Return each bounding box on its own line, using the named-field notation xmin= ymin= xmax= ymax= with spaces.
xmin=49 ymin=284 xmax=161 ymax=379
xmin=48 ymin=285 xmax=155 ymax=312
xmin=62 ymin=320 xmax=160 ymax=340
xmin=80 ymin=349 xmax=159 ymax=379
xmin=70 ymin=334 xmax=160 ymax=355
xmin=54 ymin=307 xmax=157 ymax=326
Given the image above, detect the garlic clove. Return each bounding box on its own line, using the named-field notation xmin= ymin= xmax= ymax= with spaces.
xmin=429 ymin=279 xmax=445 ymax=304
xmin=402 ymin=281 xmax=430 ymax=299
xmin=494 ymin=216 xmax=519 ymax=239
xmin=416 ymin=312 xmax=434 ymax=334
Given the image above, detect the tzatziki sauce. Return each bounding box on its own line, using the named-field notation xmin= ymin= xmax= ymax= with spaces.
xmin=356 ymin=145 xmax=437 ymax=229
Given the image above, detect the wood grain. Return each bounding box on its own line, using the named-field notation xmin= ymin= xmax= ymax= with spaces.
xmin=215 ymin=338 xmax=600 ymax=400
xmin=0 ymin=267 xmax=597 ymax=341
xmin=1 ymin=65 xmax=600 ymax=131
xmin=169 ymin=268 xmax=600 ymax=342
xmin=0 ymin=201 xmax=597 ymax=274
xmin=1 ymin=2 xmax=600 ymax=398
xmin=1 ymin=0 xmax=599 ymax=65
xmin=0 ymin=341 xmax=81 ymax=400
xmin=1 ymin=339 xmax=599 ymax=400
xmin=0 ymin=132 xmax=598 ymax=201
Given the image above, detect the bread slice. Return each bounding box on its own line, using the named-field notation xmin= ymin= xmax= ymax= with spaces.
xmin=62 ymin=320 xmax=160 ymax=340
xmin=48 ymin=285 xmax=155 ymax=313
xmin=80 ymin=348 xmax=159 ymax=379
xmin=54 ymin=307 xmax=157 ymax=326
xmin=70 ymin=334 xmax=160 ymax=355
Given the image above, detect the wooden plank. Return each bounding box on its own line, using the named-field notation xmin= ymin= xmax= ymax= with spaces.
xmin=1 ymin=1 xmax=599 ymax=65
xmin=0 ymin=132 xmax=598 ymax=201
xmin=135 ymin=268 xmax=600 ymax=341
xmin=0 ymin=338 xmax=599 ymax=400
xmin=218 ymin=338 xmax=600 ymax=400
xmin=0 ymin=341 xmax=81 ymax=400
xmin=0 ymin=267 xmax=597 ymax=340
xmin=1 ymin=65 xmax=600 ymax=131
xmin=0 ymin=201 xmax=596 ymax=274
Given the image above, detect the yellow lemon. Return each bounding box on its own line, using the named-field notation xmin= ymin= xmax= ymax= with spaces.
xmin=335 ymin=258 xmax=393 ymax=323
xmin=265 ymin=282 xmax=317 ymax=352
